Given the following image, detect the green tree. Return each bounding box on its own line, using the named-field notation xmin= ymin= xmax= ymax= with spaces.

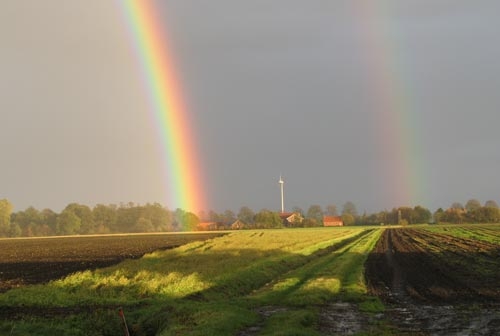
xmin=465 ymin=199 xmax=481 ymax=212
xmin=11 ymin=206 xmax=41 ymax=236
xmin=433 ymin=208 xmax=444 ymax=224
xmin=441 ymin=208 xmax=465 ymax=224
xmin=134 ymin=217 xmax=154 ymax=232
xmin=238 ymin=206 xmax=255 ymax=225
xmin=93 ymin=204 xmax=117 ymax=233
xmin=65 ymin=203 xmax=94 ymax=234
xmin=306 ymin=205 xmax=323 ymax=223
xmin=116 ymin=204 xmax=142 ymax=232
xmin=413 ymin=206 xmax=432 ymax=224
xmin=142 ymin=203 xmax=173 ymax=231
xmin=41 ymin=208 xmax=57 ymax=235
xmin=0 ymin=199 xmax=13 ymax=236
xmin=174 ymin=209 xmax=200 ymax=231
xmin=8 ymin=222 xmax=22 ymax=237
xmin=56 ymin=209 xmax=81 ymax=235
xmin=341 ymin=213 xmax=355 ymax=226
xmin=397 ymin=207 xmax=414 ymax=224
xmin=342 ymin=201 xmax=358 ymax=217
xmin=468 ymin=206 xmax=500 ymax=223
xmin=254 ymin=209 xmax=283 ymax=229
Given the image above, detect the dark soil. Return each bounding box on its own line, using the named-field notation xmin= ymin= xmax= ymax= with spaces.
xmin=0 ymin=233 xmax=223 ymax=293
xmin=365 ymin=228 xmax=500 ymax=335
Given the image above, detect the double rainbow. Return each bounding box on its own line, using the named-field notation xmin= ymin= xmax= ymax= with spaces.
xmin=352 ymin=2 xmax=427 ymax=208
xmin=119 ymin=1 xmax=206 ymax=213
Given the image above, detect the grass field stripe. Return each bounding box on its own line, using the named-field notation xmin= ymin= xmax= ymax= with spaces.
xmin=118 ymin=0 xmax=206 ymax=213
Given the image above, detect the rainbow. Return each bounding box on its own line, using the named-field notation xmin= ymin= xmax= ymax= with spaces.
xmin=351 ymin=2 xmax=427 ymax=208
xmin=118 ymin=0 xmax=206 ymax=213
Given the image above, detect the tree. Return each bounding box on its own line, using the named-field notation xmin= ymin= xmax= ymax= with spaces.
xmin=41 ymin=208 xmax=57 ymax=235
xmin=174 ymin=209 xmax=200 ymax=231
xmin=93 ymin=204 xmax=117 ymax=233
xmin=451 ymin=202 xmax=464 ymax=210
xmin=56 ymin=209 xmax=81 ymax=235
xmin=134 ymin=217 xmax=154 ymax=232
xmin=485 ymin=200 xmax=499 ymax=209
xmin=397 ymin=207 xmax=414 ymax=224
xmin=465 ymin=199 xmax=481 ymax=212
xmin=11 ymin=206 xmax=41 ymax=236
xmin=221 ymin=210 xmax=236 ymax=225
xmin=208 ymin=210 xmax=221 ymax=222
xmin=65 ymin=203 xmax=94 ymax=234
xmin=413 ymin=206 xmax=432 ymax=224
xmin=0 ymin=199 xmax=13 ymax=236
xmin=116 ymin=204 xmax=142 ymax=232
xmin=306 ymin=205 xmax=323 ymax=222
xmin=254 ymin=209 xmax=283 ymax=229
xmin=468 ymin=206 xmax=500 ymax=223
xmin=341 ymin=213 xmax=355 ymax=226
xmin=433 ymin=208 xmax=444 ymax=224
xmin=342 ymin=202 xmax=358 ymax=217
xmin=441 ymin=208 xmax=465 ymax=224
xmin=8 ymin=222 xmax=22 ymax=237
xmin=238 ymin=206 xmax=255 ymax=225
xmin=325 ymin=204 xmax=338 ymax=216
xmin=142 ymin=203 xmax=173 ymax=231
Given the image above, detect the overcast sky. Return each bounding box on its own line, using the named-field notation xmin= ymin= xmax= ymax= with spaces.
xmin=1 ymin=1 xmax=500 ymax=214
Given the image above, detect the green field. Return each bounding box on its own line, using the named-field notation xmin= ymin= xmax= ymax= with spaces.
xmin=0 ymin=227 xmax=384 ymax=336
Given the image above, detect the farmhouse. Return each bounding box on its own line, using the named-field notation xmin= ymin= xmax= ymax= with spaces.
xmin=230 ymin=219 xmax=246 ymax=230
xmin=323 ymin=216 xmax=344 ymax=227
xmin=279 ymin=212 xmax=304 ymax=227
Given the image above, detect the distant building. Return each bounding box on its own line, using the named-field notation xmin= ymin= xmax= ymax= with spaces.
xmin=197 ymin=222 xmax=225 ymax=231
xmin=323 ymin=216 xmax=344 ymax=227
xmin=279 ymin=212 xmax=304 ymax=227
xmin=230 ymin=219 xmax=246 ymax=230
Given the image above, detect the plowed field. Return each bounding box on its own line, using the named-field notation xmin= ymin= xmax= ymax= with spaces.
xmin=0 ymin=233 xmax=222 ymax=293
xmin=365 ymin=227 xmax=500 ymax=335
xmin=366 ymin=228 xmax=500 ymax=302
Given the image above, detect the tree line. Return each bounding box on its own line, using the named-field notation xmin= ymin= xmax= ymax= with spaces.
xmin=0 ymin=198 xmax=498 ymax=237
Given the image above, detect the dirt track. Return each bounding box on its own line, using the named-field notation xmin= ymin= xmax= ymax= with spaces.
xmin=365 ymin=228 xmax=500 ymax=335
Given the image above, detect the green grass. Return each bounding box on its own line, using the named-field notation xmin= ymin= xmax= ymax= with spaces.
xmin=0 ymin=227 xmax=388 ymax=335
xmin=423 ymin=224 xmax=500 ymax=244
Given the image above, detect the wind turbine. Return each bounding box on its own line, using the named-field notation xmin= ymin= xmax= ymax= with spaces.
xmin=279 ymin=175 xmax=284 ymax=213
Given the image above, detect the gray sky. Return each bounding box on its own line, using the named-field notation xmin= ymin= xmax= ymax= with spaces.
xmin=1 ymin=0 xmax=500 ymax=214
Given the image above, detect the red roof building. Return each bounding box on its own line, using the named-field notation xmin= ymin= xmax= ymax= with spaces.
xmin=323 ymin=216 xmax=344 ymax=227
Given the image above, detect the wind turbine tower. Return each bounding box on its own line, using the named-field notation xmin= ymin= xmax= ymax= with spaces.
xmin=279 ymin=175 xmax=285 ymax=213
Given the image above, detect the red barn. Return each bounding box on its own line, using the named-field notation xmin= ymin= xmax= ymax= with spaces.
xmin=323 ymin=216 xmax=344 ymax=227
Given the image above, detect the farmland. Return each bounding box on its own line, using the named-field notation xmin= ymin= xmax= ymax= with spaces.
xmin=365 ymin=226 xmax=500 ymax=334
xmin=1 ymin=225 xmax=500 ymax=335
xmin=0 ymin=233 xmax=223 ymax=293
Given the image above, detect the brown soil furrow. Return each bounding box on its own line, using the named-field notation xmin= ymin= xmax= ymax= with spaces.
xmin=365 ymin=227 xmax=500 ymax=335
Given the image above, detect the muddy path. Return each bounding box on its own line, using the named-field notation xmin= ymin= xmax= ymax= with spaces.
xmin=365 ymin=228 xmax=500 ymax=335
